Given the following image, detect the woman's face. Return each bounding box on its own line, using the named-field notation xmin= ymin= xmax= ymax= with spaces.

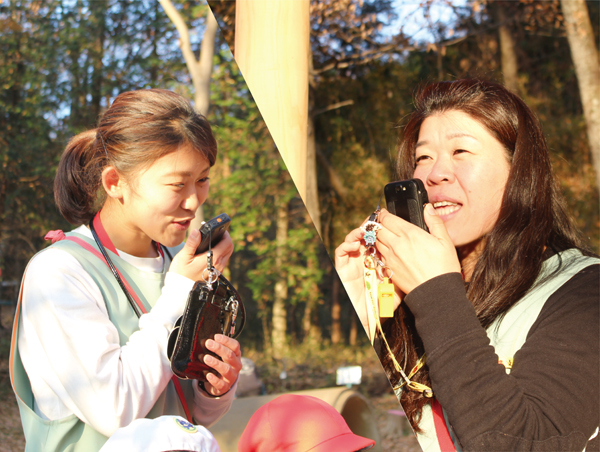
xmin=119 ymin=145 xmax=211 ymax=252
xmin=412 ymin=110 xmax=511 ymax=250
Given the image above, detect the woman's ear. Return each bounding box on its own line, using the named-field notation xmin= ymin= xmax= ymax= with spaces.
xmin=101 ymin=166 xmax=124 ymax=200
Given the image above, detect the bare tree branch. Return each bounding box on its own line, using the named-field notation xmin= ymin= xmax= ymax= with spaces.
xmin=313 ymin=99 xmax=354 ymax=116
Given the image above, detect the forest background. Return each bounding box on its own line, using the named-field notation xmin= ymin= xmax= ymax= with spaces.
xmin=0 ymin=0 xmax=598 ymax=432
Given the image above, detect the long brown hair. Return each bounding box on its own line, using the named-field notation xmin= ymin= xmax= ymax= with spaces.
xmin=383 ymin=78 xmax=590 ymax=429
xmin=54 ymin=89 xmax=217 ymax=225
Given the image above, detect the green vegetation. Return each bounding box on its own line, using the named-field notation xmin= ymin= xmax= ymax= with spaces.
xmin=1 ymin=0 xmax=598 ymax=359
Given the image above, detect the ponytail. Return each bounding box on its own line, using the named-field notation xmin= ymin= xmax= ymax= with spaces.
xmin=54 ymin=129 xmax=106 ymax=225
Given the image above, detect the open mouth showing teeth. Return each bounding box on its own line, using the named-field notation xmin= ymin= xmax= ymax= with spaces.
xmin=433 ymin=201 xmax=460 ymax=216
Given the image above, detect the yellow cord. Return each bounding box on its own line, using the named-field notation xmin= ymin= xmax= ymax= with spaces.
xmin=366 ymin=269 xmax=433 ymax=398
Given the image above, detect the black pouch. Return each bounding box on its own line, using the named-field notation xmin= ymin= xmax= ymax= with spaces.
xmin=167 ymin=275 xmax=245 ymax=381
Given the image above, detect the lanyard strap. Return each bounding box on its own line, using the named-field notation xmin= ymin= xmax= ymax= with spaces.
xmin=432 ymin=399 xmax=456 ymax=451
xmin=89 ymin=214 xmax=145 ymax=317
xmin=58 ymin=215 xmax=193 ymax=423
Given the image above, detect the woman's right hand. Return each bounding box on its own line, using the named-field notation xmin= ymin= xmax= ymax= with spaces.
xmin=169 ymin=230 xmax=234 ymax=281
xmin=334 ymin=227 xmax=369 ymax=328
xmin=376 ymin=207 xmax=460 ymax=295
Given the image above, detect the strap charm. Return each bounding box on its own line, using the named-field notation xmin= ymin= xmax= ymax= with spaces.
xmin=201 ymin=227 xmax=220 ymax=290
xmin=364 ymin=257 xmax=379 ymax=343
xmin=361 ymin=204 xmax=433 ymax=398
xmin=378 ymin=277 xmax=395 ymax=318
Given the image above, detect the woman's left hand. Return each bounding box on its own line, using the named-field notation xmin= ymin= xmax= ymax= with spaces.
xmin=201 ymin=334 xmax=242 ymax=396
xmin=376 ymin=205 xmax=461 ymax=295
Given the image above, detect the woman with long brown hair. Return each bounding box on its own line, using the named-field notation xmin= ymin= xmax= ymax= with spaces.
xmin=10 ymin=89 xmax=241 ymax=451
xmin=336 ymin=79 xmax=599 ymax=451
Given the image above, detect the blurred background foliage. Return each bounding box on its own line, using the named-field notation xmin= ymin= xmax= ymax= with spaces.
xmin=0 ymin=0 xmax=362 ymax=360
xmin=1 ymin=0 xmax=598 ymax=372
xmin=210 ymin=0 xmax=599 ymax=257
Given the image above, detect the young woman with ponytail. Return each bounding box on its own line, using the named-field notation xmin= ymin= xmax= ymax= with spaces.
xmin=10 ymin=89 xmax=241 ymax=451
xmin=336 ymin=79 xmax=599 ymax=451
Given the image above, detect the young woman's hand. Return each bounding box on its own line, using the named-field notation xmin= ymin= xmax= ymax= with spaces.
xmin=335 ymin=226 xmax=369 ymax=326
xmin=201 ymin=334 xmax=242 ymax=396
xmin=170 ymin=230 xmax=234 ymax=281
xmin=376 ymin=205 xmax=461 ymax=295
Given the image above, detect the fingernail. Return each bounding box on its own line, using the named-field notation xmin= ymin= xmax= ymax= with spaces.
xmin=206 ymin=339 xmax=215 ymax=348
xmin=425 ymin=203 xmax=436 ymax=215
xmin=189 ymin=229 xmax=199 ymax=239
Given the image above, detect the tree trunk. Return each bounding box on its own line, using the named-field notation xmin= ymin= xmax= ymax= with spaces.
xmin=159 ymin=0 xmax=215 ymax=116
xmin=349 ymin=307 xmax=358 ymax=346
xmin=302 ymin=296 xmax=319 ymax=341
xmin=560 ymin=0 xmax=600 ymax=194
xmin=258 ymin=296 xmax=272 ymax=355
xmin=302 ymin=252 xmax=322 ymax=343
xmin=306 ymin=112 xmax=322 ymax=236
xmin=331 ymin=273 xmax=342 ymax=344
xmin=306 ymin=47 xmax=322 ymax=236
xmin=271 ymin=200 xmax=289 ymax=359
xmin=436 ymin=47 xmax=443 ymax=81
xmin=68 ymin=7 xmax=84 ymax=129
xmin=150 ymin=1 xmax=161 ymax=84
xmin=493 ymin=1 xmax=519 ymax=94
xmin=189 ymin=9 xmax=217 ymax=231
xmin=89 ymin=1 xmax=106 ymax=123
xmin=160 ymin=0 xmax=217 ymax=231
xmin=69 ymin=45 xmax=82 ymax=129
xmin=194 ymin=10 xmax=217 ymax=116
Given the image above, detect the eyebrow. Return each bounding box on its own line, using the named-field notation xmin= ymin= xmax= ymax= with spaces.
xmin=415 ymin=132 xmax=479 ymax=149
xmin=162 ymin=167 xmax=210 ymax=178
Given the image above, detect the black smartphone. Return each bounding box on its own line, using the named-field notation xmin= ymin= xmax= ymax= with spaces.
xmin=195 ymin=213 xmax=231 ymax=254
xmin=384 ymin=179 xmax=429 ymax=232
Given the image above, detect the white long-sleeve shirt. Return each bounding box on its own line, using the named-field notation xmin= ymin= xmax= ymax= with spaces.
xmin=18 ymin=226 xmax=235 ymax=438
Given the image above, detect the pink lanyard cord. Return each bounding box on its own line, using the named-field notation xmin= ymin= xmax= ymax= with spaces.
xmin=89 ymin=215 xmax=146 ymax=317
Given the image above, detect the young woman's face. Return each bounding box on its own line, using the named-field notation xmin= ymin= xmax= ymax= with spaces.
xmin=412 ymin=110 xmax=511 ymax=250
xmin=120 ymin=145 xmax=211 ymax=249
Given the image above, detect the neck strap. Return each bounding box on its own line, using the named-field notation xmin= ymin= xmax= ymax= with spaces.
xmin=91 ymin=213 xmax=166 ymax=260
xmin=89 ymin=213 xmax=145 ymax=317
xmin=92 ymin=213 xmax=118 ymax=254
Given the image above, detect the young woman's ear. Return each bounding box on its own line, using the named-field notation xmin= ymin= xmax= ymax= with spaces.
xmin=101 ymin=166 xmax=124 ymax=200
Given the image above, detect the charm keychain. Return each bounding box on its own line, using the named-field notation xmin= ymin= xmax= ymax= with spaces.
xmin=198 ymin=223 xmax=237 ymax=335
xmin=227 ymin=298 xmax=240 ymax=335
xmin=377 ymin=275 xmax=395 ymax=318
xmin=361 ymin=206 xmax=395 ymax=328
xmin=201 ymin=226 xmax=221 ymax=290
xmin=361 ymin=200 xmax=433 ymax=398
xmin=361 ymin=207 xmax=383 ymax=342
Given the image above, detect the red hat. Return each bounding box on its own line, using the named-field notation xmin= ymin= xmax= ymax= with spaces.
xmin=238 ymin=394 xmax=376 ymax=452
